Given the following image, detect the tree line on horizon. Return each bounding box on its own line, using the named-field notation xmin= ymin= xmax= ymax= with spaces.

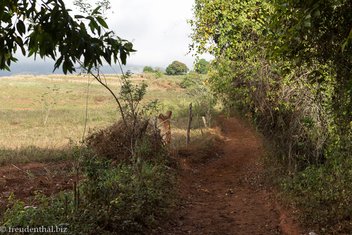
xmin=143 ymin=59 xmax=210 ymax=75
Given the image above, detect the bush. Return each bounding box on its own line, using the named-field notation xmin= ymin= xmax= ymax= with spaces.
xmin=2 ymin=150 xmax=174 ymax=234
xmin=2 ymin=115 xmax=174 ymax=234
xmin=165 ymin=61 xmax=188 ymax=75
xmin=281 ymin=157 xmax=352 ymax=234
xmin=85 ymin=118 xmax=164 ymax=163
xmin=179 ymin=73 xmax=202 ymax=89
xmin=143 ymin=66 xmax=155 ymax=73
xmin=194 ymin=59 xmax=209 ymax=74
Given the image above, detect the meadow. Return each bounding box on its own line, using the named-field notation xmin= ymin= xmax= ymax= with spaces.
xmin=0 ymin=73 xmax=208 ymax=165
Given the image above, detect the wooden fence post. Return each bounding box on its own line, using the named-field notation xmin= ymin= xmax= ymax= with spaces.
xmin=186 ymin=103 xmax=193 ymax=145
xmin=202 ymin=116 xmax=208 ymax=128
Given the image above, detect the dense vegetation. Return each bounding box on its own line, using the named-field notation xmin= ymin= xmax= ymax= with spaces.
xmin=0 ymin=1 xmax=177 ymax=234
xmin=194 ymin=58 xmax=210 ymax=74
xmin=2 ymin=147 xmax=174 ymax=234
xmin=165 ymin=61 xmax=189 ymax=75
xmin=191 ymin=0 xmax=352 ymax=233
xmin=143 ymin=66 xmax=155 ymax=73
xmin=2 ymin=0 xmax=352 ymax=233
xmin=0 ymin=72 xmax=215 ymax=234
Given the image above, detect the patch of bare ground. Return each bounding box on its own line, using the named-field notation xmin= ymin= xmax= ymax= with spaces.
xmin=0 ymin=161 xmax=74 ymax=214
xmin=156 ymin=116 xmax=304 ymax=235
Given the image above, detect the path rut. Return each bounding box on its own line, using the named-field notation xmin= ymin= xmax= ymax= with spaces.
xmin=160 ymin=116 xmax=302 ymax=235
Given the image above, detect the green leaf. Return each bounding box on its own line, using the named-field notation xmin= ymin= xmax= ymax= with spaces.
xmin=91 ymin=6 xmax=102 ymax=15
xmin=16 ymin=20 xmax=26 ymax=35
xmin=74 ymin=15 xmax=85 ymax=19
xmin=120 ymin=49 xmax=127 ymax=65
xmin=303 ymin=20 xmax=311 ymax=28
xmin=96 ymin=16 xmax=108 ymax=29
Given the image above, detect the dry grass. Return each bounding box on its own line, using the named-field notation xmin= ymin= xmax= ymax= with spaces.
xmin=0 ymin=73 xmax=207 ymax=164
xmin=0 ymin=74 xmax=188 ymax=147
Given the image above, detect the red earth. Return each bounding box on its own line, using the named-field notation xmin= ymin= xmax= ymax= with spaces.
xmin=157 ymin=116 xmax=304 ymax=235
xmin=0 ymin=161 xmax=75 ymax=214
xmin=0 ymin=116 xmax=304 ymax=234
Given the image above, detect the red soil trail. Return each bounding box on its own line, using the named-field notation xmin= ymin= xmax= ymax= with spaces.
xmin=160 ymin=116 xmax=303 ymax=235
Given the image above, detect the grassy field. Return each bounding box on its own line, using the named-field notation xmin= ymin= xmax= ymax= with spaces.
xmin=0 ymin=73 xmax=210 ymax=164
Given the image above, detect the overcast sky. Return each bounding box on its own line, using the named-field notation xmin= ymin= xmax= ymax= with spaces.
xmin=1 ymin=0 xmax=206 ymax=75
xmin=66 ymin=0 xmax=201 ymax=69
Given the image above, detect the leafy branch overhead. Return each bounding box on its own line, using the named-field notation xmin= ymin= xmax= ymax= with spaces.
xmin=0 ymin=0 xmax=135 ymax=74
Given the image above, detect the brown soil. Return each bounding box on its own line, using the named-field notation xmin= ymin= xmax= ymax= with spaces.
xmin=158 ymin=116 xmax=304 ymax=235
xmin=0 ymin=161 xmax=74 ymax=213
xmin=0 ymin=116 xmax=304 ymax=235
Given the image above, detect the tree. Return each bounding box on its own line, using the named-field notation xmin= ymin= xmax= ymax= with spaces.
xmin=194 ymin=58 xmax=209 ymax=74
xmin=143 ymin=66 xmax=155 ymax=73
xmin=165 ymin=61 xmax=188 ymax=75
xmin=190 ymin=1 xmax=352 ymax=232
xmin=0 ymin=0 xmax=134 ymax=74
xmin=0 ymin=0 xmax=141 ymax=126
xmin=269 ymin=0 xmax=352 ymax=132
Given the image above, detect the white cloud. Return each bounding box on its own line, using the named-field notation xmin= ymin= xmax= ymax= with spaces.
xmin=105 ymin=0 xmax=196 ymax=68
xmin=11 ymin=0 xmax=214 ymax=73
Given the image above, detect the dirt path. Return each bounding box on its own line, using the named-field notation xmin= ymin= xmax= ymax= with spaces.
xmin=159 ymin=116 xmax=303 ymax=235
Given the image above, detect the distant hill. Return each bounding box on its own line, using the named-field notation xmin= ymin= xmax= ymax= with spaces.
xmin=0 ymin=62 xmax=145 ymax=76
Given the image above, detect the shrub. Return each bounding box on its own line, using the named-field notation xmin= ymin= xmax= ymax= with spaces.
xmin=165 ymin=61 xmax=188 ymax=75
xmin=143 ymin=66 xmax=155 ymax=73
xmin=2 ymin=150 xmax=174 ymax=234
xmin=85 ymin=118 xmax=164 ymax=163
xmin=154 ymin=70 xmax=163 ymax=78
xmin=281 ymin=156 xmax=352 ymax=234
xmin=179 ymin=73 xmax=201 ymax=89
xmin=194 ymin=59 xmax=209 ymax=74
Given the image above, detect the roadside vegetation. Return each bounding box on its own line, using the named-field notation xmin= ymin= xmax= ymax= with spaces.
xmin=0 ymin=1 xmax=217 ymax=233
xmin=3 ymin=0 xmax=351 ymax=233
xmin=0 ymin=71 xmax=217 ymax=233
xmin=190 ymin=0 xmax=352 ymax=233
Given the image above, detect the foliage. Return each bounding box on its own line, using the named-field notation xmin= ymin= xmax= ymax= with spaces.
xmin=165 ymin=61 xmax=189 ymax=75
xmin=2 ymin=148 xmax=174 ymax=234
xmin=86 ymin=118 xmax=164 ymax=163
xmin=0 ymin=0 xmax=134 ymax=74
xmin=194 ymin=59 xmax=210 ymax=74
xmin=281 ymin=156 xmax=352 ymax=234
xmin=178 ymin=73 xmax=216 ymax=127
xmin=0 ymin=2 xmax=175 ymax=234
xmin=191 ymin=0 xmax=352 ymax=232
xmin=143 ymin=66 xmax=155 ymax=73
xmin=269 ymin=0 xmax=352 ymax=139
xmin=179 ymin=73 xmax=200 ymax=89
xmin=74 ymin=0 xmax=111 ymax=15
xmin=2 ymin=192 xmax=71 ymax=230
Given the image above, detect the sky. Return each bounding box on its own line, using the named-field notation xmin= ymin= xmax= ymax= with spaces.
xmin=1 ymin=0 xmax=209 ymax=76
xmin=65 ymin=0 xmax=200 ymax=68
xmin=104 ymin=0 xmax=198 ymax=68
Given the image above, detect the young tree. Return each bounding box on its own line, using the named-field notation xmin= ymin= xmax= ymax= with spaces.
xmin=165 ymin=61 xmax=188 ymax=75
